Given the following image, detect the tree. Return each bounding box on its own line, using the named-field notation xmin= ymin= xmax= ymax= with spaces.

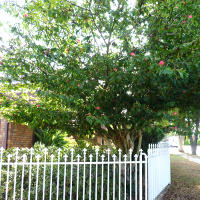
xmin=0 ymin=0 xmax=200 ymax=153
xmin=172 ymin=109 xmax=200 ymax=155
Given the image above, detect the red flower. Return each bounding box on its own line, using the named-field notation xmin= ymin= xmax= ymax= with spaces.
xmin=174 ymin=112 xmax=177 ymax=115
xmin=188 ymin=15 xmax=192 ymax=19
xmin=24 ymin=13 xmax=28 ymax=18
xmin=174 ymin=126 xmax=178 ymax=129
xmin=0 ymin=62 xmax=3 ymax=65
xmin=114 ymin=68 xmax=117 ymax=72
xmin=36 ymin=104 xmax=40 ymax=108
xmin=130 ymin=52 xmax=135 ymax=56
xmin=159 ymin=60 xmax=165 ymax=66
xmin=0 ymin=102 xmax=2 ymax=104
xmin=96 ymin=106 xmax=100 ymax=110
xmin=182 ymin=20 xmax=186 ymax=23
xmin=77 ymin=39 xmax=81 ymax=44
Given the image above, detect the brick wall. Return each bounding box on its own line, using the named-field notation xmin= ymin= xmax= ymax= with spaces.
xmin=7 ymin=122 xmax=34 ymax=148
xmin=0 ymin=117 xmax=8 ymax=148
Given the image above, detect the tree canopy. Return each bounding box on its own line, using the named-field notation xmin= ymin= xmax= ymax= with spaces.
xmin=0 ymin=0 xmax=200 ymax=152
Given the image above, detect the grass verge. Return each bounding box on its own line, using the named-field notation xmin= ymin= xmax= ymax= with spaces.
xmin=163 ymin=155 xmax=200 ymax=200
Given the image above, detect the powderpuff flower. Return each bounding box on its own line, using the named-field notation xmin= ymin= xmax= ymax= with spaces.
xmin=159 ymin=60 xmax=165 ymax=66
xmin=114 ymin=68 xmax=117 ymax=72
xmin=96 ymin=106 xmax=100 ymax=110
xmin=188 ymin=15 xmax=192 ymax=19
xmin=130 ymin=52 xmax=135 ymax=56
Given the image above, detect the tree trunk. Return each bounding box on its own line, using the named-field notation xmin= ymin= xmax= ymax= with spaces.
xmin=190 ymin=135 xmax=198 ymax=155
xmin=136 ymin=131 xmax=142 ymax=155
xmin=178 ymin=136 xmax=184 ymax=152
xmin=190 ymin=119 xmax=199 ymax=155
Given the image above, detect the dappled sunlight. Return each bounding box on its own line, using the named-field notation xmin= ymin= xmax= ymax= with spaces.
xmin=196 ymin=185 xmax=200 ymax=190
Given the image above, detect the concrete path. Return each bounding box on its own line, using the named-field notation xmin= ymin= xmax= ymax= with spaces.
xmin=170 ymin=147 xmax=200 ymax=164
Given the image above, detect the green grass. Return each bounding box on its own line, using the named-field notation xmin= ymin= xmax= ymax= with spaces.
xmin=163 ymin=155 xmax=200 ymax=200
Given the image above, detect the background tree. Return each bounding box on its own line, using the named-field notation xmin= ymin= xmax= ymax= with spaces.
xmin=172 ymin=109 xmax=200 ymax=155
xmin=0 ymin=0 xmax=199 ymax=153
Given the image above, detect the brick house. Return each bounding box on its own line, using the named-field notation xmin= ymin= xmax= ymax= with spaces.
xmin=0 ymin=117 xmax=34 ymax=149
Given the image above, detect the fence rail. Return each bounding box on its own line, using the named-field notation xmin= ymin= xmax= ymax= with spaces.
xmin=0 ymin=143 xmax=170 ymax=200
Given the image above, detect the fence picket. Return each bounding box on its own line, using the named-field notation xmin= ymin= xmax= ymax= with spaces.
xmin=76 ymin=154 xmax=81 ymax=200
xmin=63 ymin=155 xmax=68 ymax=200
xmin=28 ymin=148 xmax=33 ymax=200
xmin=35 ymin=155 xmax=40 ymax=200
xmin=56 ymin=149 xmax=61 ymax=200
xmin=5 ymin=155 xmax=11 ymax=200
xmin=49 ymin=154 xmax=54 ymax=200
xmin=0 ymin=142 xmax=170 ymax=200
xmin=42 ymin=148 xmax=47 ymax=200
xmin=95 ymin=149 xmax=99 ymax=200
xmin=0 ymin=147 xmax=4 ymax=198
xmin=129 ymin=149 xmax=133 ymax=200
xmin=118 ymin=149 xmax=122 ymax=200
xmin=13 ymin=147 xmax=19 ymax=200
xmin=70 ymin=148 xmax=74 ymax=200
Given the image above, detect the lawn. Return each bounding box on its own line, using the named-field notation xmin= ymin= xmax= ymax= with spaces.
xmin=163 ymin=155 xmax=200 ymax=200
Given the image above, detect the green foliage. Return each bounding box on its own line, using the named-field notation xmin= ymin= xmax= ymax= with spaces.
xmin=141 ymin=127 xmax=167 ymax=153
xmin=184 ymin=136 xmax=200 ymax=145
xmin=34 ymin=128 xmax=75 ymax=147
xmin=0 ymin=0 xmax=199 ymax=152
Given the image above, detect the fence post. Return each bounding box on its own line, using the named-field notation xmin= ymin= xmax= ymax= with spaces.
xmin=56 ymin=149 xmax=61 ymax=200
xmin=95 ymin=149 xmax=99 ymax=200
xmin=13 ymin=147 xmax=19 ymax=200
xmin=70 ymin=148 xmax=74 ymax=200
xmin=129 ymin=149 xmax=133 ymax=200
xmin=112 ymin=154 xmax=116 ymax=200
xmin=139 ymin=149 xmax=143 ymax=200
xmin=5 ymin=154 xmax=11 ymax=200
xmin=63 ymin=154 xmax=68 ymax=200
xmin=118 ymin=149 xmax=122 ymax=200
xmin=49 ymin=154 xmax=54 ymax=200
xmin=101 ymin=154 xmax=105 ymax=200
xmin=107 ymin=149 xmax=110 ymax=200
xmin=134 ymin=154 xmax=138 ymax=200
xmin=0 ymin=147 xmax=4 ymax=199
xmin=42 ymin=148 xmax=47 ymax=200
xmin=82 ymin=148 xmax=87 ymax=200
xmin=76 ymin=154 xmax=81 ymax=200
xmin=35 ymin=155 xmax=40 ymax=200
xmin=28 ymin=148 xmax=33 ymax=200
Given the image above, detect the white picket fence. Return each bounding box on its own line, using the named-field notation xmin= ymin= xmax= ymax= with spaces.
xmin=0 ymin=143 xmax=170 ymax=200
xmin=148 ymin=143 xmax=171 ymax=200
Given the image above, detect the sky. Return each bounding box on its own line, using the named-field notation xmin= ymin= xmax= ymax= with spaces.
xmin=0 ymin=0 xmax=137 ymax=45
